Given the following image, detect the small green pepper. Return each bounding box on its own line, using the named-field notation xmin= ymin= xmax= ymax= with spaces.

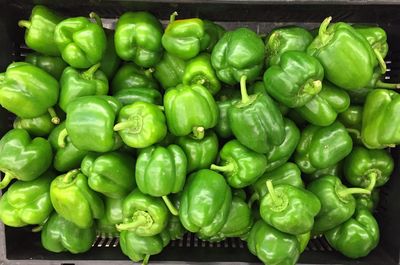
xmin=13 ymin=113 xmax=55 ymax=137
xmin=97 ymin=197 xmax=123 ymax=237
xmin=215 ymin=92 xmax=240 ymax=139
xmin=153 ymin=52 xmax=186 ymax=90
xmin=111 ymin=63 xmax=159 ymax=93
xmin=337 ymin=105 xmax=363 ymax=144
xmin=25 ymin=52 xmax=67 ymax=79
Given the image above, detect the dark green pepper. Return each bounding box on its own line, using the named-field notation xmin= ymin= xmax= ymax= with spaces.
xmin=111 ymin=63 xmax=159 ymax=93
xmin=25 ymin=52 xmax=67 ymax=79
xmin=215 ymin=94 xmax=240 ymax=139
xmin=97 ymin=197 xmax=123 ymax=237
xmin=337 ymin=105 xmax=363 ymax=144
xmin=113 ymin=87 xmax=162 ymax=106
xmin=167 ymin=196 xmax=186 ymax=240
xmin=305 ymin=162 xmax=343 ymax=183
xmin=153 ymin=52 xmax=186 ymax=90
xmin=356 ymin=189 xmax=380 ymax=212
xmin=13 ymin=113 xmax=55 ymax=137
xmin=203 ymin=20 xmax=225 ymax=52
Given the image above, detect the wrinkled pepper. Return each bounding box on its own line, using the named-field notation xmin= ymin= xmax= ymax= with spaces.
xmin=154 ymin=52 xmax=186 ymax=90
xmin=25 ymin=52 xmax=67 ymax=79
xmin=13 ymin=113 xmax=55 ymax=137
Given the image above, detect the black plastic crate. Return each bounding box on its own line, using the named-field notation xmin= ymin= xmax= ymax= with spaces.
xmin=1 ymin=1 xmax=400 ymax=264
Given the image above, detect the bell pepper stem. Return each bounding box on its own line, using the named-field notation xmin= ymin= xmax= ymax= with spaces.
xmin=366 ymin=172 xmax=377 ymax=191
xmin=58 ymin=128 xmax=69 ymax=148
xmin=266 ymin=180 xmax=279 ymax=205
xmin=48 ymin=107 xmax=60 ymax=124
xmin=113 ymin=120 xmax=138 ymax=131
xmin=248 ymin=193 xmax=259 ymax=208
xmin=192 ymin=126 xmax=205 ymax=140
xmin=116 ymin=214 xmax=149 ymax=231
xmin=169 ymin=11 xmax=178 ymax=23
xmin=374 ymin=48 xmax=387 ymax=74
xmin=89 ymin=12 xmax=103 ymax=28
xmin=319 ymin=16 xmax=332 ymax=37
xmin=210 ymin=163 xmax=235 ymax=173
xmin=82 ymin=63 xmax=101 ymax=80
xmin=162 ymin=196 xmax=179 ymax=216
xmin=142 ymin=254 xmax=151 ymax=265
xmin=375 ymin=80 xmax=400 ymax=89
xmin=303 ymin=80 xmax=322 ymax=95
xmin=0 ymin=172 xmax=14 ymax=189
xmin=31 ymin=225 xmax=43 ymax=233
xmin=240 ymin=75 xmax=249 ymax=104
xmin=346 ymin=128 xmax=361 ymax=140
xmin=158 ymin=105 xmax=165 ymax=111
xmin=63 ymin=169 xmax=80 ymax=184
xmin=18 ymin=20 xmax=31 ymax=29
xmin=338 ymin=187 xmax=371 ymax=197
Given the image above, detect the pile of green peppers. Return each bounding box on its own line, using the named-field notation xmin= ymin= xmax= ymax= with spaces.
xmin=0 ymin=5 xmax=398 ymax=265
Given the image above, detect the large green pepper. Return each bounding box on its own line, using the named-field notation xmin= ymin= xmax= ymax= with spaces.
xmin=0 ymin=129 xmax=52 ymax=189
xmin=0 ymin=171 xmax=54 ymax=227
xmin=211 ymin=28 xmax=265 ymax=85
xmin=111 ymin=63 xmax=159 ymax=93
xmin=343 ymin=146 xmax=394 ymax=190
xmin=136 ymin=144 xmax=187 ymax=215
xmin=263 ymin=51 xmax=324 ymax=108
xmin=0 ymin=62 xmax=59 ymax=120
xmin=325 ymin=208 xmax=379 ymax=259
xmin=153 ymin=52 xmax=186 ymax=90
xmin=81 ymin=152 xmax=136 ymax=199
xmin=59 ymin=63 xmax=109 ymax=112
xmin=50 ymin=169 xmax=105 ymax=229
xmin=296 ymin=82 xmax=350 ymax=126
xmin=260 ymin=180 xmax=321 ymax=235
xmin=265 ymin=26 xmax=314 ymax=66
xmin=176 ymin=131 xmax=219 ymax=173
xmin=294 ymin=121 xmax=353 ymax=174
xmin=361 ymin=89 xmax=400 ymax=149
xmin=18 ymin=5 xmax=63 ymax=56
xmin=228 ymin=79 xmax=285 ymax=154
xmin=115 ymin=12 xmax=163 ymax=67
xmin=247 ymin=220 xmax=300 ymax=265
xmin=13 ymin=113 xmax=55 ymax=137
xmin=164 ymin=84 xmax=218 ymax=139
xmin=63 ymin=95 xmax=122 ymax=152
xmin=210 ymin=140 xmax=267 ymax=188
xmin=307 ymin=175 xmax=371 ymax=234
xmin=54 ymin=16 xmax=106 ymax=69
xmin=97 ymin=197 xmax=123 ymax=236
xmin=179 ymin=169 xmax=232 ymax=238
xmin=338 ymin=105 xmax=363 ymax=144
xmin=307 ymin=17 xmax=379 ymax=90
xmin=25 ymin=52 xmax=67 ymax=79
xmin=114 ymin=101 xmax=167 ymax=148
xmin=116 ymin=188 xmax=168 ymax=236
xmin=41 ymin=212 xmax=96 ymax=254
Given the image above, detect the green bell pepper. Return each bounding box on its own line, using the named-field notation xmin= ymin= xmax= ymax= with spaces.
xmin=59 ymin=63 xmax=109 ymax=112
xmin=179 ymin=169 xmax=232 ymax=238
xmin=113 ymin=87 xmax=162 ymax=106
xmin=115 ymin=12 xmax=163 ymax=67
xmin=260 ymin=180 xmax=321 ymax=235
xmin=0 ymin=171 xmax=54 ymax=227
xmin=25 ymin=52 xmax=67 ymax=79
xmin=113 ymin=101 xmax=167 ymax=148
xmin=13 ymin=113 xmax=55 ymax=137
xmin=211 ymin=27 xmax=265 ymax=85
xmin=305 ymin=162 xmax=343 ymax=182
xmin=338 ymin=105 xmax=363 ymax=144
xmin=136 ymin=144 xmax=187 ymax=215
xmin=263 ymin=50 xmax=324 ymax=108
xmin=50 ymin=169 xmax=105 ymax=229
xmin=203 ymin=20 xmax=225 ymax=52
xmin=296 ymin=82 xmax=350 ymax=126
xmin=54 ymin=16 xmax=106 ymax=69
xmin=166 ymin=195 xmax=186 ymax=240
xmin=41 ymin=212 xmax=96 ymax=254
xmin=344 ymin=146 xmax=394 ymax=190
xmin=307 ymin=175 xmax=371 ymax=234
xmin=215 ymin=91 xmax=240 ymax=139
xmin=347 ymin=87 xmax=372 ymax=104
xmin=111 ymin=63 xmax=159 ymax=93
xmin=0 ymin=128 xmax=52 ymax=189
xmin=210 ymin=139 xmax=267 ymax=188
xmin=153 ymin=52 xmax=186 ymax=90
xmin=81 ymin=152 xmax=136 ymax=199
xmin=356 ymin=189 xmax=380 ymax=212
xmin=116 ymin=188 xmax=168 ymax=236
xmin=265 ymin=26 xmax=314 ymax=66
xmin=294 ymin=121 xmax=353 ymax=174
xmin=228 ymin=79 xmax=285 ymax=154
xmin=97 ymin=197 xmax=123 ymax=236
xmin=164 ymin=84 xmax=218 ymax=139
xmin=18 ymin=5 xmax=63 ymax=56
xmin=325 ymin=208 xmax=379 ymax=259
xmin=176 ymin=130 xmax=219 ymax=173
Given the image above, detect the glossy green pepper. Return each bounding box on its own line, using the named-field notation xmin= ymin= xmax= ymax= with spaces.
xmin=179 ymin=169 xmax=232 ymax=238
xmin=113 ymin=101 xmax=167 ymax=148
xmin=41 ymin=212 xmax=96 ymax=254
xmin=154 ymin=52 xmax=186 ymax=90
xmin=182 ymin=53 xmax=221 ymax=95
xmin=338 ymin=105 xmax=363 ymax=144
xmin=296 ymin=82 xmax=350 ymax=126
xmin=325 ymin=208 xmax=379 ymax=259
xmin=50 ymin=169 xmax=105 ymax=229
xmin=176 ymin=131 xmax=218 ymax=173
xmin=97 ymin=197 xmax=123 ymax=236
xmin=48 ymin=122 xmax=88 ymax=172
xmin=294 ymin=121 xmax=353 ymax=174
xmin=344 ymin=146 xmax=394 ymax=190
xmin=264 ymin=51 xmax=324 ymax=108
xmin=215 ymin=92 xmax=240 ymax=139
xmin=115 ymin=12 xmax=163 ymax=67
xmin=228 ymin=79 xmax=285 ymax=154
xmin=305 ymin=162 xmax=343 ymax=183
xmin=111 ymin=63 xmax=159 ymax=93
xmin=361 ymin=89 xmax=400 ymax=149
xmin=211 ymin=27 xmax=265 ymax=85
xmin=307 ymin=175 xmax=371 ymax=234
xmin=164 ymin=84 xmax=218 ymax=139
xmin=0 ymin=62 xmax=59 ymax=120
xmin=25 ymin=52 xmax=67 ymax=79
xmin=356 ymin=189 xmax=380 ymax=212
xmin=247 ymin=220 xmax=300 ymax=265
xmin=59 ymin=63 xmax=109 ymax=112
xmin=116 ymin=188 xmax=168 ymax=236
xmin=0 ymin=129 xmax=52 ymax=189
xmin=260 ymin=180 xmax=321 ymax=235
xmin=307 ymin=17 xmax=379 ymax=90
xmin=81 ymin=152 xmax=136 ymax=199
xmin=113 ymin=87 xmax=162 ymax=106
xmin=63 ymin=95 xmax=122 ymax=152
xmin=120 ymin=230 xmax=170 ymax=265
xmin=18 ymin=5 xmax=63 ymax=56
xmin=211 ymin=140 xmax=267 ymax=188
xmin=0 ymin=171 xmax=54 ymax=227
xmin=265 ymin=26 xmax=313 ymax=66
xmin=136 ymin=144 xmax=187 ymax=215
xmin=54 ymin=16 xmax=106 ymax=69
xmin=13 ymin=113 xmax=55 ymax=137
xmin=203 ymin=20 xmax=225 ymax=52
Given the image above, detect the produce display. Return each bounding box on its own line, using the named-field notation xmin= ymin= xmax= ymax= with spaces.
xmin=1 ymin=5 xmax=399 ymax=265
